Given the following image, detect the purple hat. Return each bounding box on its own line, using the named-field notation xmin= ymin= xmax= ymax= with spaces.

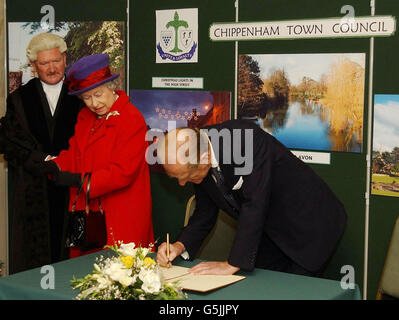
xmin=65 ymin=54 xmax=120 ymax=95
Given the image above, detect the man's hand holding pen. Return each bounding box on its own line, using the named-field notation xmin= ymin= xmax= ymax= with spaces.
xmin=156 ymin=239 xmax=186 ymax=268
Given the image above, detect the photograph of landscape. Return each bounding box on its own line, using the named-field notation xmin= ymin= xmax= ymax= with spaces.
xmin=372 ymin=94 xmax=399 ymax=198
xmin=238 ymin=53 xmax=366 ymax=153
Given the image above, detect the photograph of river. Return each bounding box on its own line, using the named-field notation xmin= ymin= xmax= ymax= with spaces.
xmin=238 ymin=53 xmax=366 ymax=153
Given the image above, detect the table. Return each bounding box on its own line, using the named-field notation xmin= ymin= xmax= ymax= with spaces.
xmin=0 ymin=250 xmax=361 ymax=300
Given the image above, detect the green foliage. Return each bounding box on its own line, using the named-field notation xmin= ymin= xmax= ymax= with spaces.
xmin=104 ymin=243 xmax=120 ymax=254
xmin=22 ymin=21 xmax=125 ymax=72
xmin=379 ymin=148 xmax=399 ymax=167
xmin=372 ymin=175 xmax=399 ymax=184
xmin=238 ymin=54 xmax=267 ymax=116
xmin=64 ymin=21 xmax=124 ymax=71
xmin=291 ymin=76 xmax=325 ymax=100
xmin=263 ymin=68 xmax=290 ymax=103
xmin=22 ymin=22 xmax=68 ymax=34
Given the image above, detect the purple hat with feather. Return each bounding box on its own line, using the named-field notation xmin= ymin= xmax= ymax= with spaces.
xmin=65 ymin=54 xmax=119 ymax=96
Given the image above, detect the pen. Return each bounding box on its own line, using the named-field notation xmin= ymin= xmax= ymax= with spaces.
xmin=166 ymin=233 xmax=171 ymax=268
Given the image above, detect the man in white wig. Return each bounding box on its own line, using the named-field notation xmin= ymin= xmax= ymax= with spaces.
xmin=0 ymin=33 xmax=83 ymax=273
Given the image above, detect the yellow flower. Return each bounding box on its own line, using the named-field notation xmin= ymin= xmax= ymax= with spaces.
xmin=143 ymin=257 xmax=156 ymax=268
xmin=120 ymin=256 xmax=134 ymax=269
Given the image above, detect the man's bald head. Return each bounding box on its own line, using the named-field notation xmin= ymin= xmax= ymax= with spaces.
xmin=157 ymin=127 xmax=210 ymax=167
xmin=156 ymin=127 xmax=212 ymax=186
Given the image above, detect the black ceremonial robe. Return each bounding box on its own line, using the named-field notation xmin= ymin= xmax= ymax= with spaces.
xmin=0 ymin=78 xmax=83 ymax=273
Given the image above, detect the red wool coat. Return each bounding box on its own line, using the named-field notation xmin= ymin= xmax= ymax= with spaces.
xmin=54 ymin=90 xmax=154 ymax=249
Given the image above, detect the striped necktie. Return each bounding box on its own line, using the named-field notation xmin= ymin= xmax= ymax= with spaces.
xmin=210 ymin=166 xmax=240 ymax=213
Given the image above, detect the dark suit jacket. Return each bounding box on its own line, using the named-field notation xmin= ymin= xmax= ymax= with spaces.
xmin=178 ymin=119 xmax=347 ymax=272
xmin=0 ymin=78 xmax=83 ymax=273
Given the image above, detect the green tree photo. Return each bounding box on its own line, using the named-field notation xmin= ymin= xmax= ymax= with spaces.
xmin=238 ymin=54 xmax=266 ymax=117
xmin=22 ymin=21 xmax=125 ymax=82
xmin=372 ymin=146 xmax=399 ymax=197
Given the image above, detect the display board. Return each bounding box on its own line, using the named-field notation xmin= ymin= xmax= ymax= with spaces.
xmin=130 ymin=0 xmax=236 ymax=255
xmin=130 ymin=0 xmax=397 ymax=300
xmin=4 ymin=0 xmax=399 ymax=299
xmin=368 ymin=0 xmax=399 ymax=301
xmin=237 ymin=0 xmax=371 ymax=297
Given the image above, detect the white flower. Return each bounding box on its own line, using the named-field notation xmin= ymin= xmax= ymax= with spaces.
xmin=103 ymin=259 xmax=134 ymax=287
xmin=92 ymin=274 xmax=111 ymax=289
xmin=140 ymin=247 xmax=151 ymax=257
xmin=135 ymin=258 xmax=144 ymax=269
xmin=119 ymin=274 xmax=135 ymax=287
xmin=80 ymin=286 xmax=97 ymax=299
xmin=139 ymin=268 xmax=161 ymax=294
xmin=118 ymin=242 xmax=137 ymax=257
xmin=93 ymin=263 xmax=102 ymax=272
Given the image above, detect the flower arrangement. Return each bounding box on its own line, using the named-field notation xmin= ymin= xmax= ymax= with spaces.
xmin=71 ymin=242 xmax=186 ymax=300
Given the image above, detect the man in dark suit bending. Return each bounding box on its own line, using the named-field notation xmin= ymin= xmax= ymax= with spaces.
xmin=0 ymin=33 xmax=83 ymax=273
xmin=156 ymin=119 xmax=347 ymax=277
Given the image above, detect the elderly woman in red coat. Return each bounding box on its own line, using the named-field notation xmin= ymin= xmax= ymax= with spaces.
xmin=42 ymin=54 xmax=154 ymax=257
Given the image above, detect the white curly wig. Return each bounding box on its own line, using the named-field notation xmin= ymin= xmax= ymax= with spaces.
xmin=26 ymin=33 xmax=67 ymax=62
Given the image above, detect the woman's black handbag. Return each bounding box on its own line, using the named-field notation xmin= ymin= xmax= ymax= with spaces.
xmin=65 ymin=172 xmax=107 ymax=251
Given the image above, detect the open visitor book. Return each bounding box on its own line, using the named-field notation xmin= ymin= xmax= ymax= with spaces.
xmin=160 ymin=265 xmax=246 ymax=293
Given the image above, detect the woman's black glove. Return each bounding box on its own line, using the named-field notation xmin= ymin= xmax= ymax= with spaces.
xmin=26 ymin=155 xmax=61 ymax=178
xmin=52 ymin=171 xmax=82 ymax=187
xmin=25 ymin=153 xmax=82 ymax=186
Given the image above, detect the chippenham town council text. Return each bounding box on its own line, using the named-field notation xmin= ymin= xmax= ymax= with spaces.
xmin=210 ymin=16 xmax=395 ymax=41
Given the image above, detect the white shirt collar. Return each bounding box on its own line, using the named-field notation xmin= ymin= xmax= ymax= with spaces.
xmin=40 ymin=77 xmax=64 ymax=115
xmin=40 ymin=77 xmax=64 ymax=91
